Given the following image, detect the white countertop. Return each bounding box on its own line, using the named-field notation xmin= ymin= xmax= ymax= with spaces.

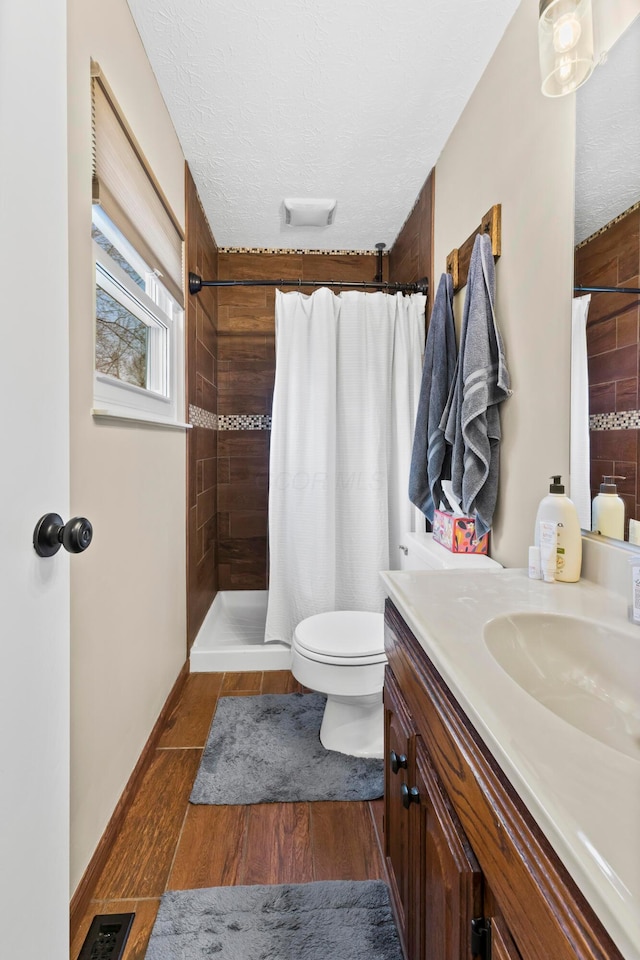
xmin=381 ymin=567 xmax=640 ymax=960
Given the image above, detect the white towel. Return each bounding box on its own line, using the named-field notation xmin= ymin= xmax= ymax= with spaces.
xmin=440 ymin=233 xmax=511 ymax=537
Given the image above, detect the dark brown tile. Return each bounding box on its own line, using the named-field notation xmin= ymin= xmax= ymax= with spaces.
xmin=617 ymin=309 xmax=638 ymax=347
xmin=218 ymin=479 xmax=268 ymax=512
xmin=168 ymin=805 xmax=247 ymax=890
xmin=229 ymin=455 xmax=269 ymax=483
xmin=615 ymin=462 xmax=636 ymax=499
xmin=92 ymin=749 xmax=201 ymax=900
xmin=218 ymin=562 xmax=232 ymax=590
xmin=218 ymin=537 xmax=267 ymax=565
xmin=195 ymin=337 xmax=215 ymax=385
xmin=229 ymin=562 xmax=267 ymax=590
xmin=590 ymin=428 xmax=637 ymax=463
xmin=219 ymin=252 xmax=302 ymax=280
xmin=217 ymin=512 xmax=230 ymax=538
xmin=229 ymin=510 xmax=268 ymax=538
xmin=310 ymin=802 xmax=384 ymax=881
xmin=221 ymin=672 xmax=263 ymax=694
xmin=217 ymin=333 xmax=269 ymax=362
xmin=120 ymin=899 xmax=160 ymax=960
xmin=158 ymin=673 xmax=223 ymax=749
xmin=239 ymin=803 xmax=313 ymax=885
xmin=196 ymin=486 xmax=216 ymax=530
xmin=589 ymin=381 xmax=615 ymax=415
xmin=590 ymin=459 xmax=614 ymax=492
xmin=261 ymin=671 xmax=302 ymax=694
xmin=201 ymin=457 xmax=217 ymax=492
xmin=217 ymin=286 xmax=267 ymax=309
xmin=587 ymin=317 xmax=616 ymax=357
xmin=217 ymin=431 xmax=270 ymax=457
xmin=588 ymin=345 xmax=637 ymax=385
xmin=616 ymin=377 xmax=637 ymax=412
xmin=217 ymin=311 xmax=275 ymax=335
xmin=217 ymin=457 xmax=230 ymax=484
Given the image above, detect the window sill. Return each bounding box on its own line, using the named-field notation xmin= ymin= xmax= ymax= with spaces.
xmin=92 ymin=408 xmax=192 ymax=430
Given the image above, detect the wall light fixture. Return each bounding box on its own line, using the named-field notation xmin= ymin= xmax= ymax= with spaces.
xmin=539 ymin=0 xmax=595 ymax=97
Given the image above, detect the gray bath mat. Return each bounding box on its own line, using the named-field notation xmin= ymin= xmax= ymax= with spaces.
xmin=145 ymin=879 xmax=402 ymax=960
xmin=190 ymin=693 xmax=383 ymax=804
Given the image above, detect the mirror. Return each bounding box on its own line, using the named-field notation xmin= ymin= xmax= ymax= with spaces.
xmin=573 ymin=14 xmax=640 ymax=543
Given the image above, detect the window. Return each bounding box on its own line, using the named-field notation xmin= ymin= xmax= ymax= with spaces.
xmin=91 ymin=64 xmax=185 ymax=427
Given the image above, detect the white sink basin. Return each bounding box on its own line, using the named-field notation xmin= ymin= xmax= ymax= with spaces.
xmin=483 ymin=612 xmax=640 ymax=762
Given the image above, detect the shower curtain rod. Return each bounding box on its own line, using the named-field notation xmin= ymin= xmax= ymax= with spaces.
xmin=188 ymin=272 xmax=429 ymax=297
xmin=574 ymin=284 xmax=640 ymax=295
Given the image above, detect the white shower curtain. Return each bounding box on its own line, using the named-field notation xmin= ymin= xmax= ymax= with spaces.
xmin=265 ymin=287 xmax=426 ymax=645
xmin=571 ymin=295 xmax=591 ymax=529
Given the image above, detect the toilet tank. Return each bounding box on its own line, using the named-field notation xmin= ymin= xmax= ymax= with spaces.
xmin=397 ymin=531 xmax=502 ymax=571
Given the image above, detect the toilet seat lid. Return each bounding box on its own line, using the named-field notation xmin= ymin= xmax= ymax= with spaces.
xmin=294 ymin=611 xmax=385 ymax=660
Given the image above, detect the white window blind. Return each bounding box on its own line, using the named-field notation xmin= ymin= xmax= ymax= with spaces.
xmin=91 ymin=62 xmax=184 ymax=307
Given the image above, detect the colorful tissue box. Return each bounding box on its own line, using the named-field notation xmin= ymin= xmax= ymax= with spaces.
xmin=432 ymin=509 xmax=489 ymax=555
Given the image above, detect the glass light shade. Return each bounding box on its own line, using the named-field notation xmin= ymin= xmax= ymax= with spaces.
xmin=539 ymin=0 xmax=595 ymax=97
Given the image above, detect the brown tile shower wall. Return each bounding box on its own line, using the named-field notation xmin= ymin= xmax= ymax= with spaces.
xmin=216 ymin=250 xmax=383 ymax=591
xmin=388 ymin=171 xmax=434 ymax=289
xmin=186 ymin=166 xmax=219 ymax=646
xmin=389 ymin=170 xmax=434 ymax=532
xmin=575 ymin=206 xmax=640 ymax=534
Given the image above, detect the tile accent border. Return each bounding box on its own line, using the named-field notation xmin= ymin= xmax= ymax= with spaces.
xmin=218 ymin=414 xmax=272 ymax=431
xmin=219 ymin=246 xmax=385 ymax=256
xmin=188 ymin=405 xmax=272 ymax=431
xmin=590 ymin=410 xmax=640 ymax=431
xmin=576 ymin=200 xmax=640 ymax=250
xmin=189 ymin=404 xmax=217 ymax=430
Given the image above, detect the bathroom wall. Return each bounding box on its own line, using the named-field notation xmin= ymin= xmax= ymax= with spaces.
xmin=186 ymin=168 xmax=220 ymax=646
xmin=575 ymin=204 xmax=640 ymax=535
xmin=216 ymin=251 xmax=383 ymax=589
xmin=433 ymin=0 xmax=575 ymax=568
xmin=67 ymin=0 xmax=187 ymax=894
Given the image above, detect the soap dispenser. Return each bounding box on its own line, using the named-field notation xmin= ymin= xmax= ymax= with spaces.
xmin=592 ymin=476 xmax=625 ymax=540
xmin=534 ymin=475 xmax=582 ymax=582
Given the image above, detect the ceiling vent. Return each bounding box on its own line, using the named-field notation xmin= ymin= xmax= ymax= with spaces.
xmin=283 ymin=198 xmax=337 ymax=227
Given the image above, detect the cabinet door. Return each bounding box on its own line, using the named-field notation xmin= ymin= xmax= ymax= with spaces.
xmin=384 ymin=668 xmax=417 ymax=953
xmin=413 ymin=742 xmax=483 ymax=960
xmin=490 ymin=916 xmax=523 ymax=960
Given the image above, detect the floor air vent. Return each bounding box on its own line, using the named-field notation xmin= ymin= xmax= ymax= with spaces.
xmin=76 ymin=913 xmax=135 ymax=960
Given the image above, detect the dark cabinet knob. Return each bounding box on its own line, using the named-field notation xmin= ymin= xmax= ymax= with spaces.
xmin=401 ymin=783 xmax=420 ymax=809
xmin=390 ymin=751 xmax=408 ymax=774
xmin=33 ymin=513 xmax=93 ymax=557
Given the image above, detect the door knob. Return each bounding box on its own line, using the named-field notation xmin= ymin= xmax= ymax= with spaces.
xmin=401 ymin=783 xmax=420 ymax=809
xmin=390 ymin=751 xmax=408 ymax=774
xmin=33 ymin=513 xmax=93 ymax=557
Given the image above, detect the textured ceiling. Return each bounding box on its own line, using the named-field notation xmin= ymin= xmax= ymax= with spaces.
xmin=575 ymin=15 xmax=640 ymax=244
xmin=126 ymin=0 xmax=520 ymax=250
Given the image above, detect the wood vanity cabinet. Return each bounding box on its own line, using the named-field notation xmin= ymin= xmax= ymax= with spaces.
xmin=383 ymin=599 xmax=623 ymax=960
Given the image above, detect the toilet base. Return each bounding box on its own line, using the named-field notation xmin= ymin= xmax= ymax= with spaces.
xmin=319 ymin=691 xmax=384 ymax=759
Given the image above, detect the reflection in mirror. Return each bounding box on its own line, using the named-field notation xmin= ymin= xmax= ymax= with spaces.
xmin=573 ymin=15 xmax=640 ymax=544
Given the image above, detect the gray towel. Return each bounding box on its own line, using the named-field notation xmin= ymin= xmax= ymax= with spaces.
xmin=408 ymin=273 xmax=457 ymax=521
xmin=440 ymin=233 xmax=511 ymax=537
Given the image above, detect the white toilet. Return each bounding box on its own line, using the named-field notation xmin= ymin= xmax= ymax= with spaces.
xmin=291 ymin=532 xmax=502 ymax=760
xmin=292 ymin=610 xmax=386 ymax=758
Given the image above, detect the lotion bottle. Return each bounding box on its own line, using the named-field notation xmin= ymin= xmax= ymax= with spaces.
xmin=534 ymin=475 xmax=582 ymax=582
xmin=591 ymin=475 xmax=625 ymax=540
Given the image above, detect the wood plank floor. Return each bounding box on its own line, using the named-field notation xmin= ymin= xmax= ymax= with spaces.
xmin=70 ymin=670 xmax=385 ymax=960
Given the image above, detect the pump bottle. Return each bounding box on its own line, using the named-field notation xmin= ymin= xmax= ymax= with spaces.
xmin=592 ymin=475 xmax=625 ymax=540
xmin=534 ymin=475 xmax=582 ymax=582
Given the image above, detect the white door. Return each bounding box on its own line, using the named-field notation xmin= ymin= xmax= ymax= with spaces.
xmin=0 ymin=1 xmax=71 ymax=957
